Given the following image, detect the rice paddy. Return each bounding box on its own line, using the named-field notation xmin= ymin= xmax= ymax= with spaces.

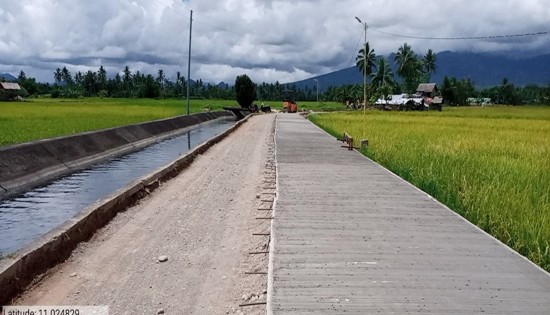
xmin=0 ymin=98 xmax=236 ymax=146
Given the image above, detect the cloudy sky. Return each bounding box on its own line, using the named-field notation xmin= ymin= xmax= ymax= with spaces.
xmin=0 ymin=0 xmax=549 ymax=84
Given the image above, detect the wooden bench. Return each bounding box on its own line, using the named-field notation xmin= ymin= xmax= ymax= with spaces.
xmin=338 ymin=132 xmax=368 ymax=151
xmin=338 ymin=132 xmax=355 ymax=150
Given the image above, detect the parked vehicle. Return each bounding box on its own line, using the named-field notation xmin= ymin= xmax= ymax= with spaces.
xmin=282 ymin=89 xmax=298 ymax=113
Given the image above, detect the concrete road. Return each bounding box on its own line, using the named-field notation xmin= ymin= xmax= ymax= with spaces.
xmin=268 ymin=113 xmax=550 ymax=314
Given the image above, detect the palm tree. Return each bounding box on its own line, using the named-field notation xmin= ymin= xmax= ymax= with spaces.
xmin=395 ymin=43 xmax=419 ymax=93
xmin=122 ymin=66 xmax=132 ymax=84
xmin=61 ymin=67 xmax=73 ymax=86
xmin=371 ymin=58 xmax=395 ymax=105
xmin=157 ymin=69 xmax=165 ymax=85
xmin=336 ymin=85 xmax=353 ymax=105
xmin=356 ymin=42 xmax=376 ymax=78
xmin=351 ymin=84 xmax=362 ymax=103
xmin=53 ymin=68 xmax=62 ymax=85
xmin=157 ymin=69 xmax=166 ymax=98
xmin=122 ymin=66 xmax=132 ymax=97
xmin=98 ymin=66 xmax=107 ymax=91
xmin=371 ymin=58 xmax=395 ymax=88
xmin=176 ymin=71 xmax=182 ymax=96
xmin=17 ymin=70 xmax=27 ymax=82
xmin=378 ymin=84 xmax=393 ymax=105
xmin=422 ymin=49 xmax=437 ymax=80
xmin=74 ymin=71 xmax=84 ymax=86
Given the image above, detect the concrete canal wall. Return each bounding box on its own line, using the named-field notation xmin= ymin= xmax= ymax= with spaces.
xmin=0 ymin=111 xmax=232 ymax=200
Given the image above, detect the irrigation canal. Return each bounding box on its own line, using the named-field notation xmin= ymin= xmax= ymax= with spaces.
xmin=0 ymin=119 xmax=235 ymax=256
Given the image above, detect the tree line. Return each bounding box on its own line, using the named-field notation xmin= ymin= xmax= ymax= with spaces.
xmin=4 ymin=47 xmax=550 ymax=105
xmin=48 ymin=66 xmax=237 ymax=99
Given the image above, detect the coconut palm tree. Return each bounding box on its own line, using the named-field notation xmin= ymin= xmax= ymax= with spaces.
xmin=356 ymin=42 xmax=376 ymax=79
xmin=371 ymin=58 xmax=395 ymax=88
xmin=395 ymin=43 xmax=420 ymax=93
xmin=122 ymin=66 xmax=133 ymax=97
xmin=337 ymin=84 xmax=355 ymax=106
xmin=157 ymin=69 xmax=166 ymax=97
xmin=98 ymin=66 xmax=107 ymax=91
xmin=378 ymin=84 xmax=393 ymax=105
xmin=53 ymin=68 xmax=62 ymax=85
xmin=371 ymin=58 xmax=395 ymax=106
xmin=422 ymin=49 xmax=437 ymax=80
xmin=61 ymin=67 xmax=73 ymax=86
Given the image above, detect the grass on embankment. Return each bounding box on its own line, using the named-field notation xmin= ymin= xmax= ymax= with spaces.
xmin=309 ymin=106 xmax=550 ymax=271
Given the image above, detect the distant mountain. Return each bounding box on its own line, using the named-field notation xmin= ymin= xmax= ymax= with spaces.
xmin=0 ymin=73 xmax=16 ymax=81
xmin=286 ymin=52 xmax=550 ymax=90
xmin=433 ymin=52 xmax=550 ymax=87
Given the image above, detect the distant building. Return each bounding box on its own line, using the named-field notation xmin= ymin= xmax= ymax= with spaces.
xmin=374 ymin=83 xmax=442 ymax=111
xmin=375 ymin=94 xmax=422 ymax=106
xmin=416 ymin=83 xmax=442 ymax=111
xmin=467 ymin=98 xmax=493 ymax=106
xmin=0 ymin=82 xmax=23 ymax=101
xmin=416 ymin=83 xmax=438 ymax=98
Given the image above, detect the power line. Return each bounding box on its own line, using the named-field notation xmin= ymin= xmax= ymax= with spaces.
xmin=370 ymin=27 xmax=550 ymax=41
xmin=348 ymin=29 xmax=364 ymax=67
xmin=149 ymin=0 xmax=189 ymax=17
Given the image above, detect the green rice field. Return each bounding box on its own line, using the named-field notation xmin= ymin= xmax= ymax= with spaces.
xmin=0 ymin=98 xmax=238 ymax=146
xmin=309 ymin=106 xmax=550 ymax=271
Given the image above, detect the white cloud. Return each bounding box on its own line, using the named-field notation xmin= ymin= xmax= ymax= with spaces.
xmin=0 ymin=0 xmax=548 ymax=83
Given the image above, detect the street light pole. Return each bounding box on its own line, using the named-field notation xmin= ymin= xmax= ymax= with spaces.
xmin=186 ymin=10 xmax=193 ymax=115
xmin=355 ymin=16 xmax=367 ymax=115
xmin=314 ymin=79 xmax=319 ymax=104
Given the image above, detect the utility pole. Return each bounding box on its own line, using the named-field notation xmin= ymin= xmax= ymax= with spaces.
xmin=314 ymin=79 xmax=319 ymax=104
xmin=186 ymin=10 xmax=193 ymax=115
xmin=355 ymin=17 xmax=368 ymax=114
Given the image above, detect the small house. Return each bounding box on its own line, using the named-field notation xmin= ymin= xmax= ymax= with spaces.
xmin=0 ymin=82 xmax=23 ymax=101
xmin=417 ymin=83 xmax=443 ymax=111
xmin=416 ymin=83 xmax=438 ymax=98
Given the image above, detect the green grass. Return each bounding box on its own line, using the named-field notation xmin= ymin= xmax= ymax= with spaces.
xmin=309 ymin=106 xmax=550 ymax=271
xmin=0 ymin=98 xmax=239 ymax=146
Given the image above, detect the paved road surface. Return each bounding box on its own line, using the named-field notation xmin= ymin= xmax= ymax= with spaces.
xmin=268 ymin=113 xmax=550 ymax=314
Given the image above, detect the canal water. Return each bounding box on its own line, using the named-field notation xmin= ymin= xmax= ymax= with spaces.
xmin=0 ymin=119 xmax=235 ymax=256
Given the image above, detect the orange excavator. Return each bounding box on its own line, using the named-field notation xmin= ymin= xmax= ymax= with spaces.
xmin=282 ymin=89 xmax=298 ymax=113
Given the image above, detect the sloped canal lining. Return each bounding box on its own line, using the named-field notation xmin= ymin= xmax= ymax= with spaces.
xmin=0 ymin=118 xmax=236 ymax=256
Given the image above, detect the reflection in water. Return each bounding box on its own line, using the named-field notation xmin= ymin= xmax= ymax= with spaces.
xmin=0 ymin=119 xmax=234 ymax=255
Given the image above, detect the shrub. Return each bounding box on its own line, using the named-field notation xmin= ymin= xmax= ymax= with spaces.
xmin=235 ymin=74 xmax=256 ymax=108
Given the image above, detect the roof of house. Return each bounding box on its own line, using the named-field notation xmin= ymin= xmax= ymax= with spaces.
xmin=375 ymin=94 xmax=424 ymax=105
xmin=0 ymin=82 xmax=22 ymax=90
xmin=417 ymin=83 xmax=437 ymax=93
